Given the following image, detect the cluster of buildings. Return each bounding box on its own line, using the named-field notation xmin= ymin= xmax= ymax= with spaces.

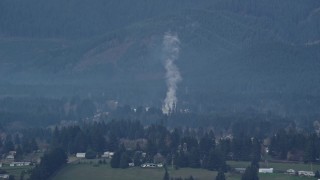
xmin=75 ymin=151 xmax=166 ymax=168
xmin=140 ymin=163 xmax=163 ymax=168
xmin=0 ymin=151 xmax=33 ymax=179
xmin=1 ymin=151 xmax=32 ymax=166
xmin=286 ymin=169 xmax=315 ymax=177
xmin=0 ymin=174 xmax=9 ymax=179
xmin=75 ymin=151 xmax=115 ymax=159
xmin=9 ymin=162 xmax=31 ymax=167
xmin=235 ymin=166 xmax=317 ymax=177
xmin=234 ymin=168 xmax=274 ymax=174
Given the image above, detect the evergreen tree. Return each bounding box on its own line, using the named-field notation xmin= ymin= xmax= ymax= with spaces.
xmin=200 ymin=133 xmax=214 ymax=155
xmin=133 ymin=151 xmax=143 ymax=166
xmin=19 ymin=171 xmax=25 ymax=180
xmin=188 ymin=148 xmax=200 ymax=168
xmin=15 ymin=145 xmax=23 ymax=161
xmin=89 ymin=130 xmax=105 ymax=153
xmin=176 ymin=151 xmax=189 ymax=168
xmin=107 ymin=132 xmax=118 ymax=151
xmin=241 ymin=163 xmax=259 ymax=180
xmin=304 ymin=134 xmax=317 ymax=162
xmin=207 ymin=149 xmax=227 ymax=171
xmin=251 ymin=138 xmax=261 ymax=162
xmin=30 ymin=138 xmax=38 ymax=152
xmin=3 ymin=139 xmax=14 ymax=153
xmin=110 ymin=151 xmax=121 ymax=168
xmin=29 ymin=148 xmax=67 ymax=180
xmin=215 ymin=170 xmax=226 ymax=180
xmin=85 ymin=149 xmax=96 ymax=159
xmin=14 ymin=134 xmax=21 ymax=145
xmin=163 ymin=167 xmax=169 ymax=180
xmin=119 ymin=152 xmax=130 ymax=169
xmin=315 ymin=170 xmax=320 ymax=178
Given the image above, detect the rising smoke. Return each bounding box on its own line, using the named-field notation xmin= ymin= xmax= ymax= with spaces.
xmin=162 ymin=32 xmax=182 ymax=114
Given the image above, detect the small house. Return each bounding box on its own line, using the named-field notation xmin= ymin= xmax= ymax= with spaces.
xmin=102 ymin=151 xmax=114 ymax=159
xmin=140 ymin=163 xmax=163 ymax=168
xmin=259 ymin=168 xmax=273 ymax=173
xmin=0 ymin=174 xmax=9 ymax=179
xmin=8 ymin=151 xmax=16 ymax=156
xmin=234 ymin=168 xmax=246 ymax=174
xmin=128 ymin=163 xmax=135 ymax=167
xmin=10 ymin=162 xmax=31 ymax=167
xmin=153 ymin=153 xmax=165 ymax=164
xmin=298 ymin=171 xmax=315 ymax=177
xmin=141 ymin=163 xmax=157 ymax=168
xmin=76 ymin=153 xmax=86 ymax=158
xmin=6 ymin=155 xmax=14 ymax=160
xmin=286 ymin=169 xmax=296 ymax=175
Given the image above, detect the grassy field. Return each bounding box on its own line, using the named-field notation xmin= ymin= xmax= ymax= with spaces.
xmin=52 ymin=160 xmax=319 ymax=180
xmin=228 ymin=161 xmax=320 ymax=172
xmin=2 ymin=165 xmax=33 ymax=179
xmin=53 ymin=163 xmax=237 ymax=180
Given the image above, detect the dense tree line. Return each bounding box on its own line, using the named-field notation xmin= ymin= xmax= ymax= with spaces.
xmin=25 ymin=119 xmax=263 ymax=172
xmin=44 ymin=118 xmax=320 ymax=168
xmin=0 ymin=0 xmax=214 ymax=38
xmin=0 ymin=0 xmax=319 ymax=41
xmin=50 ymin=120 xmax=144 ymax=154
xmin=270 ymin=127 xmax=320 ymax=162
xmin=241 ymin=160 xmax=259 ymax=180
xmin=0 ymin=97 xmax=96 ymax=127
xmin=2 ymin=109 xmax=320 ymax=166
xmin=29 ymin=148 xmax=67 ymax=180
xmin=1 ymin=111 xmax=320 ymax=179
xmin=0 ymin=133 xmax=39 ymax=160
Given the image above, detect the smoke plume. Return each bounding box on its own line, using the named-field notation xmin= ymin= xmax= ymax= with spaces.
xmin=162 ymin=32 xmax=182 ymax=114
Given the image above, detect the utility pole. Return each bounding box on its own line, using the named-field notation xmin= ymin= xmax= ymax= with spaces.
xmin=171 ymin=154 xmax=174 ymax=169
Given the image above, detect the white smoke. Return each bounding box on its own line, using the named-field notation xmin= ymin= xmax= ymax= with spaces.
xmin=162 ymin=32 xmax=182 ymax=114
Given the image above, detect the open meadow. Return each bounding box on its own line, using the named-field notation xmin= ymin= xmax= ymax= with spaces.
xmin=52 ymin=160 xmax=318 ymax=180
xmin=52 ymin=164 xmax=220 ymax=180
xmin=228 ymin=161 xmax=320 ymax=172
xmin=2 ymin=165 xmax=33 ymax=179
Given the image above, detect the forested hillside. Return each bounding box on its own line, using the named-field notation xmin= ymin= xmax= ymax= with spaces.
xmin=0 ymin=0 xmax=320 ymax=114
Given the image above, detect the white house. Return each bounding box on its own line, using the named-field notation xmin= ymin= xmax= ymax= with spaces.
xmin=235 ymin=168 xmax=246 ymax=174
xmin=0 ymin=174 xmax=9 ymax=179
xmin=6 ymin=155 xmax=14 ymax=160
xmin=10 ymin=162 xmax=31 ymax=167
xmin=140 ymin=163 xmax=163 ymax=168
xmin=128 ymin=162 xmax=135 ymax=167
xmin=298 ymin=171 xmax=315 ymax=176
xmin=286 ymin=169 xmax=296 ymax=175
xmin=102 ymin=151 xmax=114 ymax=159
xmin=8 ymin=151 xmax=16 ymax=155
xmin=259 ymin=168 xmax=273 ymax=173
xmin=76 ymin=153 xmax=86 ymax=158
xmin=141 ymin=163 xmax=157 ymax=168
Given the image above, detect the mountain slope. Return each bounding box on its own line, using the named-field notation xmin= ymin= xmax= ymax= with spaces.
xmin=0 ymin=0 xmax=320 ymax=110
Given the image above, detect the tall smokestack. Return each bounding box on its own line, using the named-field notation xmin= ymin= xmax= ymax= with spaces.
xmin=162 ymin=32 xmax=182 ymax=114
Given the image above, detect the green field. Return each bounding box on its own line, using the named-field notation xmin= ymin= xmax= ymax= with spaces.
xmin=228 ymin=161 xmax=320 ymax=172
xmin=53 ymin=164 xmax=221 ymax=180
xmin=2 ymin=165 xmax=33 ymax=179
xmin=52 ymin=160 xmax=318 ymax=180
